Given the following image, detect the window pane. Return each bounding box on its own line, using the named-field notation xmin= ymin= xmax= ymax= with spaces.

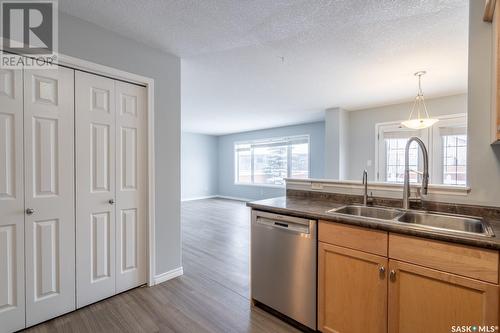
xmin=234 ymin=136 xmax=309 ymax=186
xmin=385 ymin=138 xmax=419 ymax=183
xmin=442 ymin=134 xmax=467 ymax=185
xmin=291 ymin=143 xmax=309 ymax=179
xmin=254 ymin=146 xmax=288 ymax=185
xmin=236 ymin=150 xmax=251 ymax=183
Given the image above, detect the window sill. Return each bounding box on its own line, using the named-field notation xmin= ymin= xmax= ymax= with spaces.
xmin=284 ymin=178 xmax=471 ymax=199
xmin=234 ymin=183 xmax=285 ymax=189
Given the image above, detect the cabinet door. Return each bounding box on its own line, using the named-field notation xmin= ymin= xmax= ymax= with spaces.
xmin=493 ymin=0 xmax=500 ymax=143
xmin=75 ymin=71 xmax=116 ymax=308
xmin=24 ymin=67 xmax=76 ymax=326
xmin=388 ymin=260 xmax=499 ymax=333
xmin=115 ymin=81 xmax=147 ymax=292
xmin=318 ymin=242 xmax=388 ymax=333
xmin=0 ymin=69 xmax=25 ymax=333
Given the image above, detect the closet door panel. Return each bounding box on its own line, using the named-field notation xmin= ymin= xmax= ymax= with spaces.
xmin=24 ymin=67 xmax=76 ymax=326
xmin=76 ymin=71 xmax=116 ymax=308
xmin=115 ymin=82 xmax=147 ymax=292
xmin=0 ymin=69 xmax=25 ymax=333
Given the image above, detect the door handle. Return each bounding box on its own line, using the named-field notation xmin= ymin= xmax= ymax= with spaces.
xmin=108 ymin=199 xmax=115 ymax=205
xmin=389 ymin=270 xmax=396 ymax=281
xmin=379 ymin=266 xmax=386 ymax=277
xmin=26 ymin=208 xmax=35 ymax=215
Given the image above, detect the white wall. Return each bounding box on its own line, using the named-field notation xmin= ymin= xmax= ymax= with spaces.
xmin=181 ymin=132 xmax=218 ymax=200
xmin=59 ymin=13 xmax=182 ymax=275
xmin=325 ymin=108 xmax=349 ymax=179
xmin=465 ymin=0 xmax=500 ymax=206
xmin=347 ymin=94 xmax=467 ymax=181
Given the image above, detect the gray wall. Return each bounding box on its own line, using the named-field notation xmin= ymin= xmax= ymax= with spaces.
xmin=181 ymin=132 xmax=218 ymax=200
xmin=465 ymin=0 xmax=500 ymax=206
xmin=347 ymin=94 xmax=467 ymax=181
xmin=217 ymin=122 xmax=325 ymax=200
xmin=59 ymin=13 xmax=181 ymax=274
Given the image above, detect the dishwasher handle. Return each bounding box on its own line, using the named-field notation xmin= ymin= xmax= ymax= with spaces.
xmin=255 ymin=216 xmax=311 ymax=234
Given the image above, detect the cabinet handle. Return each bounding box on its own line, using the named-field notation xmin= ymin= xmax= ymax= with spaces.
xmin=109 ymin=199 xmax=115 ymax=205
xmin=26 ymin=208 xmax=35 ymax=216
xmin=379 ymin=266 xmax=386 ymax=276
xmin=389 ymin=270 xmax=396 ymax=281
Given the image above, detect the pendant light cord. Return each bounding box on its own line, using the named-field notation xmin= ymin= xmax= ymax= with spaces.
xmin=408 ymin=71 xmax=431 ymax=121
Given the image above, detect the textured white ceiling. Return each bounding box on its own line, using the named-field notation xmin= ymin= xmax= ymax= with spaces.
xmin=60 ymin=0 xmax=469 ymax=135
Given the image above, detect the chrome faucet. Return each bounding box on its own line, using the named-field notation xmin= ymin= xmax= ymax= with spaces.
xmin=362 ymin=170 xmax=370 ymax=206
xmin=403 ymin=137 xmax=429 ymax=210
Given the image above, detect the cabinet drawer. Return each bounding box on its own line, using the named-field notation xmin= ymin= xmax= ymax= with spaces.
xmin=319 ymin=221 xmax=388 ymax=256
xmin=389 ymin=233 xmax=499 ymax=284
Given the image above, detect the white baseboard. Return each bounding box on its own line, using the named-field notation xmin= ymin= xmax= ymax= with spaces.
xmin=181 ymin=195 xmax=217 ymax=202
xmin=180 ymin=194 xmax=253 ymax=202
xmin=153 ymin=267 xmax=184 ymax=285
xmin=215 ymin=195 xmax=252 ymax=202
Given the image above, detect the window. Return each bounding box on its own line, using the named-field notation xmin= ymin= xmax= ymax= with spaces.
xmin=385 ymin=138 xmax=419 ymax=183
xmin=376 ymin=114 xmax=467 ymax=186
xmin=442 ymin=134 xmax=467 ymax=185
xmin=376 ymin=124 xmax=425 ymax=184
xmin=432 ymin=116 xmax=467 ymax=185
xmin=234 ymin=136 xmax=310 ymax=186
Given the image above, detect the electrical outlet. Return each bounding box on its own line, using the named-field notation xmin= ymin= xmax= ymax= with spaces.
xmin=311 ymin=183 xmax=323 ymax=190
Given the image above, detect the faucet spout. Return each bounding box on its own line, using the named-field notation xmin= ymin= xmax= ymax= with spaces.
xmin=362 ymin=170 xmax=368 ymax=206
xmin=403 ymin=137 xmax=429 ymax=210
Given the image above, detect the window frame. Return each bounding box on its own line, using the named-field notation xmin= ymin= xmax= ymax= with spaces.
xmin=234 ymin=135 xmax=311 ymax=188
xmin=375 ymin=122 xmax=429 ymax=183
xmin=430 ymin=114 xmax=468 ymax=185
xmin=374 ymin=113 xmax=467 ymax=186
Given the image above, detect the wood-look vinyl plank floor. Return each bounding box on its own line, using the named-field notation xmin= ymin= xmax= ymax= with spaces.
xmin=24 ymin=198 xmax=299 ymax=333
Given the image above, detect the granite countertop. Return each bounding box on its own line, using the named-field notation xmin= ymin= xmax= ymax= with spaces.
xmin=247 ymin=196 xmax=500 ymax=251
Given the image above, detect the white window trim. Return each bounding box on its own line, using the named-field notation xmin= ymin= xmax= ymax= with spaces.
xmin=234 ymin=135 xmax=311 ymax=187
xmin=374 ymin=113 xmax=467 ymax=187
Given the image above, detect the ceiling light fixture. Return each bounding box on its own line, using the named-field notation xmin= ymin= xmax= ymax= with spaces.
xmin=401 ymin=71 xmax=438 ymax=129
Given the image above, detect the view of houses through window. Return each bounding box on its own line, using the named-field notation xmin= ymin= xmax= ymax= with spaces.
xmin=235 ymin=136 xmax=310 ymax=186
xmin=385 ymin=138 xmax=420 ymax=183
xmin=442 ymin=134 xmax=467 ymax=185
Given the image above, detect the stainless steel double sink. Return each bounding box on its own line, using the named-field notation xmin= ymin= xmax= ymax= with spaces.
xmin=327 ymin=205 xmax=495 ymax=237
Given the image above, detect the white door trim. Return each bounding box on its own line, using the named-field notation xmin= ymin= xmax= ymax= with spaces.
xmin=57 ymin=54 xmax=156 ymax=286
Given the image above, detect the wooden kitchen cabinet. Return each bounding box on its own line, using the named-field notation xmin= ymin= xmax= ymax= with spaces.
xmin=318 ymin=220 xmax=500 ymax=332
xmin=318 ymin=242 xmax=388 ymax=333
xmin=388 ymin=259 xmax=499 ymax=333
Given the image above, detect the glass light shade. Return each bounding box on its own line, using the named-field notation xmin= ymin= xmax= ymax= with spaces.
xmin=401 ymin=118 xmax=439 ymax=129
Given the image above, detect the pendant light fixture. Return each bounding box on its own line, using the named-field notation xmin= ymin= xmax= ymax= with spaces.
xmin=401 ymin=71 xmax=439 ymax=129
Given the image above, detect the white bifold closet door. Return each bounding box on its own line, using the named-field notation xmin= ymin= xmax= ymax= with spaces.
xmin=114 ymin=81 xmax=147 ymax=293
xmin=76 ymin=71 xmax=146 ymax=308
xmin=23 ymin=67 xmax=76 ymax=326
xmin=0 ymin=69 xmax=25 ymax=333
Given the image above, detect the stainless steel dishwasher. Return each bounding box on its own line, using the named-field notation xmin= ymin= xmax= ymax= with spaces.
xmin=251 ymin=210 xmax=317 ymax=331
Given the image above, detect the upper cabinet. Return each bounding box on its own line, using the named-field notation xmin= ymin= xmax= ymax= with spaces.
xmin=485 ymin=0 xmax=500 ymax=143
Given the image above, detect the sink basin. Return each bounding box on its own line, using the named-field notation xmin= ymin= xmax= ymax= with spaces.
xmin=396 ymin=211 xmax=495 ymax=237
xmin=327 ymin=205 xmax=495 ymax=238
xmin=329 ymin=205 xmax=403 ymax=220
